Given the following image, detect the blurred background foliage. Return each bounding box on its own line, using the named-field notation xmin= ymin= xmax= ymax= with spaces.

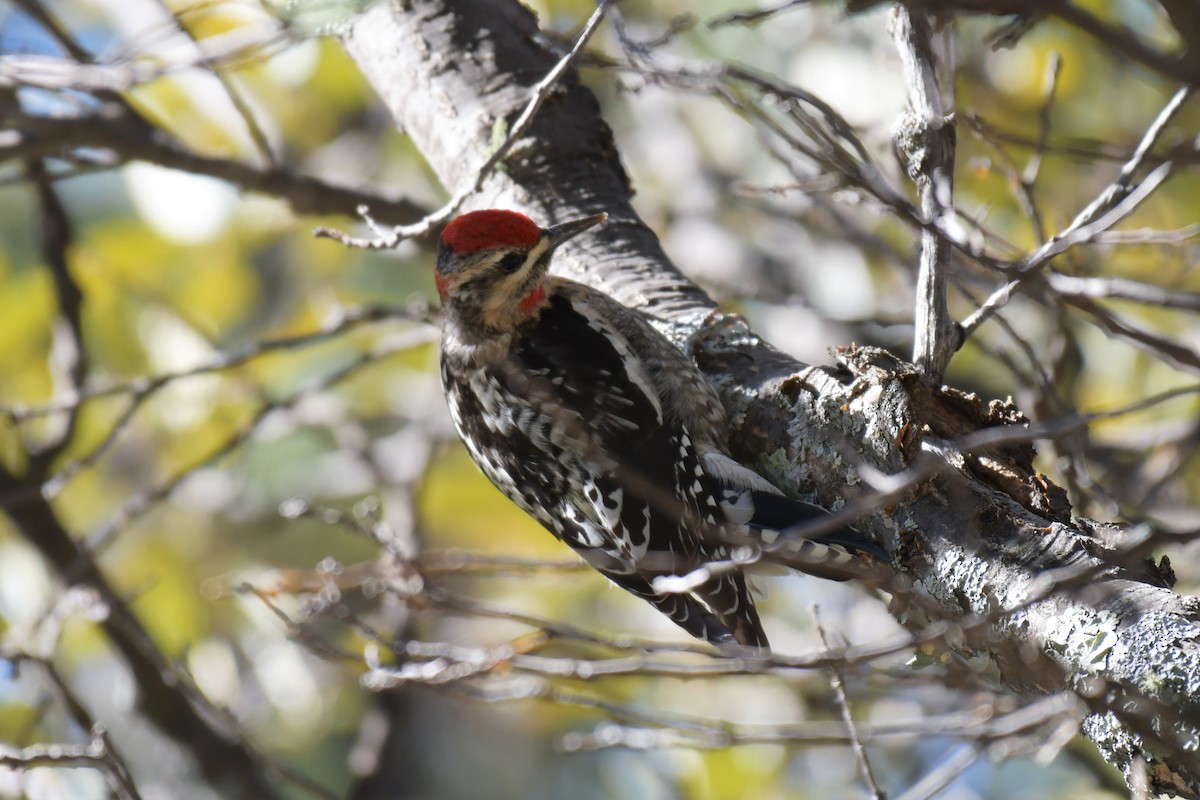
xmin=0 ymin=0 xmax=1197 ymax=797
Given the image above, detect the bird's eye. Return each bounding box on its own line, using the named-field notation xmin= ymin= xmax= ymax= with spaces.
xmin=498 ymin=252 xmax=526 ymax=274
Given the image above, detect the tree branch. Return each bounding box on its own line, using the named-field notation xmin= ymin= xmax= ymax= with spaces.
xmin=890 ymin=7 xmax=961 ymax=379
xmin=0 ymin=465 xmax=286 ymax=799
xmin=4 ymin=113 xmax=430 ymax=231
xmin=841 ymin=0 xmax=1200 ymax=85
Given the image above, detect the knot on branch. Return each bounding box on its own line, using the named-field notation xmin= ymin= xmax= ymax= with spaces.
xmin=834 ymin=345 xmax=1072 ymax=522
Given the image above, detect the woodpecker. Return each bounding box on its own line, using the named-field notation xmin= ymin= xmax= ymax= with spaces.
xmin=436 ymin=208 xmax=885 ymax=649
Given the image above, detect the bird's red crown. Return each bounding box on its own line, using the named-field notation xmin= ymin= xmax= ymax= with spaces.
xmin=440 ymin=209 xmax=541 ymax=254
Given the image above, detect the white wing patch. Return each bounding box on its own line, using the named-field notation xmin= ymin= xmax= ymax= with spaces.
xmin=719 ymin=488 xmax=755 ymax=526
xmin=701 ymin=451 xmax=781 ymax=493
xmin=569 ymin=295 xmax=664 ymax=425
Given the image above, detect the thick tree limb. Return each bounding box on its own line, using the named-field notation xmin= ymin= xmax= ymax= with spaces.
xmin=339 ymin=1 xmax=1200 ymax=795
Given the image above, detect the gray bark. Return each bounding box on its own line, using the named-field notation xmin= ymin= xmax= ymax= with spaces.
xmin=341 ymin=1 xmax=1200 ymax=795
xmin=891 ymin=8 xmax=960 ymax=379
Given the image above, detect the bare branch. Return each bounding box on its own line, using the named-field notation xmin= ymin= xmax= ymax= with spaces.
xmin=834 ymin=0 xmax=1200 ymax=85
xmin=0 ymin=727 xmax=142 ymax=800
xmin=84 ymin=326 xmax=438 ymax=553
xmin=1048 ymin=272 xmax=1200 ymax=311
xmin=4 ymin=113 xmax=431 ymax=228
xmin=891 ymin=7 xmax=961 ymax=378
xmin=706 ymin=0 xmax=810 ymax=28
xmin=814 ymin=605 xmax=885 ymax=800
xmin=961 ymin=159 xmax=1176 ymax=337
xmin=24 ymin=161 xmax=86 ymax=466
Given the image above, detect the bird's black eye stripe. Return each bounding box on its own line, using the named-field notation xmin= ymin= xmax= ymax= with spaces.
xmin=498 ymin=252 xmax=526 ymax=273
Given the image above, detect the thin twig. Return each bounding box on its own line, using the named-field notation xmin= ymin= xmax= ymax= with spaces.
xmin=84 ymin=327 xmax=438 ymax=553
xmin=2 ymin=113 xmax=431 ymax=228
xmin=1048 ymin=272 xmax=1200 ymax=311
xmin=1017 ymin=51 xmax=1062 ymax=242
xmin=960 ymin=160 xmax=1174 ymax=336
xmin=313 ymin=0 xmax=615 ymax=249
xmin=0 ymin=304 xmax=423 ymax=422
xmin=706 ymin=0 xmax=808 ymax=28
xmin=813 ymin=605 xmax=885 ymax=799
xmin=894 ymin=745 xmax=981 ymax=800
xmin=961 ymin=86 xmax=1192 ymax=337
xmin=0 ymin=728 xmax=143 ymax=800
xmin=152 ymin=0 xmax=280 ymax=168
xmin=1 ymin=652 xmax=143 ymax=800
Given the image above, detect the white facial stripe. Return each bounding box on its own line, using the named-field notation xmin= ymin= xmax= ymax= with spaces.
xmin=524 ymin=237 xmax=550 ymax=266
xmin=474 ymin=237 xmax=551 ymax=327
xmin=494 ymin=239 xmax=549 ymax=296
xmin=516 ymin=237 xmax=552 ymax=278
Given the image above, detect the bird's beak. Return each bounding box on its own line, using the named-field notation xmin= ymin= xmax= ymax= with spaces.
xmin=543 ymin=212 xmax=608 ymax=250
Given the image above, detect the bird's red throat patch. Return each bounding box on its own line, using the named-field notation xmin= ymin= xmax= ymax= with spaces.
xmin=519 ymin=282 xmax=546 ymax=313
xmin=441 ymin=210 xmax=540 ymax=254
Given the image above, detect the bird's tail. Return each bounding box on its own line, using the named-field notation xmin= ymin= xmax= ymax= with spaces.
xmin=721 ymin=488 xmax=887 ymax=581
